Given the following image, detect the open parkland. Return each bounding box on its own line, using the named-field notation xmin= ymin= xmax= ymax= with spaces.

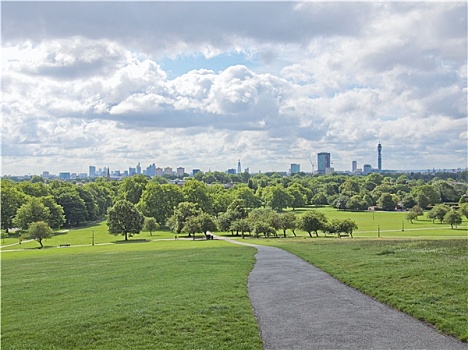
xmin=2 ymin=207 xmax=467 ymax=349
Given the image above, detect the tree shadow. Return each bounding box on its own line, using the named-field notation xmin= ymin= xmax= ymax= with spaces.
xmin=114 ymin=239 xmax=150 ymax=244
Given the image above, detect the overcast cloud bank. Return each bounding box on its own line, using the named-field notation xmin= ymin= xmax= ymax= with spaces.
xmin=2 ymin=2 xmax=467 ymax=175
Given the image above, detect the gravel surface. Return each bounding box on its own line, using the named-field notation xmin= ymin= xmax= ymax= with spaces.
xmin=246 ymin=244 xmax=467 ymax=350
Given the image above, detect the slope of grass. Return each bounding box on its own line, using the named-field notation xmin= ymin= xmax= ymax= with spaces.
xmin=2 ymin=241 xmax=263 ymax=350
xmin=255 ymin=237 xmax=468 ymax=342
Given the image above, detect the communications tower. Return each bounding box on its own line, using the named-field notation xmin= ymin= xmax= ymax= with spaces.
xmin=377 ymin=143 xmax=382 ymax=171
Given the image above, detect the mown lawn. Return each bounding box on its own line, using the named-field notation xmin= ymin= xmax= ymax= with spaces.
xmin=1 ymin=241 xmax=263 ymax=350
xmin=254 ymin=237 xmax=468 ymax=342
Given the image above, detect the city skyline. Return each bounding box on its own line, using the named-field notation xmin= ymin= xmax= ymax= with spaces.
xmin=2 ymin=2 xmax=467 ymax=176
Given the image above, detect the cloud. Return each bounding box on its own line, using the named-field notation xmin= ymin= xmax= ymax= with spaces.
xmin=1 ymin=2 xmax=466 ymax=175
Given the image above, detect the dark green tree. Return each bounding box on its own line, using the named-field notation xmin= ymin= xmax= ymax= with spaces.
xmin=167 ymin=202 xmax=202 ymax=235
xmin=107 ymin=200 xmax=144 ymax=241
xmin=0 ymin=180 xmax=28 ymax=232
xmin=55 ymin=191 xmax=87 ymax=226
xmin=300 ymin=211 xmax=327 ymax=237
xmin=40 ymin=196 xmax=65 ymax=229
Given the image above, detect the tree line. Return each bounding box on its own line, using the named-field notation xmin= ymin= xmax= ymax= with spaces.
xmin=1 ymin=171 xmax=467 ymax=245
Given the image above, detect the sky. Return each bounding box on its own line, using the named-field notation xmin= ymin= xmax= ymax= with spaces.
xmin=2 ymin=1 xmax=467 ymax=176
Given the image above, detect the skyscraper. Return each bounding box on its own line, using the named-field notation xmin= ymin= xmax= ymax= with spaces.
xmin=317 ymin=152 xmax=331 ymax=174
xmin=352 ymin=161 xmax=357 ymax=173
xmin=237 ymin=160 xmax=242 ymax=174
xmin=290 ymin=163 xmax=300 ymax=174
xmin=89 ymin=166 xmax=96 ymax=178
xmin=378 ymin=143 xmax=382 ymax=171
xmin=136 ymin=162 xmax=141 ymax=175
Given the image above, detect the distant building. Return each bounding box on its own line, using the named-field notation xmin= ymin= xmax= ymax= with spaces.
xmin=227 ymin=168 xmax=236 ymax=174
xmin=42 ymin=171 xmax=50 ymax=178
xmin=352 ymin=161 xmax=357 ymax=173
xmin=177 ymin=167 xmax=185 ymax=176
xmin=290 ymin=163 xmax=300 ymax=174
xmin=237 ymin=160 xmax=242 ymax=174
xmin=59 ymin=172 xmax=71 ymax=180
xmin=155 ymin=167 xmax=163 ymax=176
xmin=136 ymin=162 xmax=141 ymax=175
xmin=89 ymin=166 xmax=96 ymax=178
xmin=129 ymin=167 xmax=136 ymax=176
xmin=363 ymin=164 xmax=372 ymax=175
xmin=146 ymin=163 xmax=156 ymax=177
xmin=192 ymin=169 xmax=201 ymax=176
xmin=164 ymin=167 xmax=173 ymax=176
xmin=317 ymin=152 xmax=331 ymax=174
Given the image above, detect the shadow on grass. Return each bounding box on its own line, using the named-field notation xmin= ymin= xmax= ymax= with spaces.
xmin=114 ymin=239 xmax=150 ymax=244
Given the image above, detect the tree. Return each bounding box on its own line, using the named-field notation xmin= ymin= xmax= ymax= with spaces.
xmin=138 ymin=183 xmax=184 ymax=226
xmin=335 ymin=218 xmax=358 ymax=237
xmin=14 ymin=198 xmax=50 ymax=231
xmin=411 ymin=185 xmax=441 ymax=207
xmin=182 ymin=180 xmax=212 ymax=213
xmin=247 ymin=208 xmax=280 ymax=238
xmin=40 ymin=196 xmax=66 ymax=229
xmin=167 ymin=202 xmax=202 ymax=235
xmin=406 ymin=205 xmax=423 ymax=223
xmin=55 ymin=191 xmax=88 ymax=226
xmin=427 ymin=204 xmax=450 ymax=223
xmin=278 ymin=212 xmax=298 ymax=237
xmin=300 ymin=211 xmax=327 ymax=237
xmin=443 ymin=209 xmax=462 ymax=229
xmin=460 ymin=203 xmax=468 ymax=219
xmin=0 ymin=180 xmax=27 ymax=232
xmin=27 ymin=221 xmax=53 ymax=248
xmin=119 ymin=174 xmax=149 ymax=204
xmin=262 ymin=185 xmax=293 ymax=212
xmin=286 ymin=184 xmax=307 ymax=210
xmin=378 ymin=193 xmax=397 ymax=211
xmin=333 ymin=195 xmax=350 ymax=210
xmin=312 ymin=192 xmax=328 ymax=206
xmin=406 ymin=211 xmax=419 ymax=224
xmin=143 ymin=217 xmax=159 ymax=236
xmin=230 ymin=218 xmax=251 ymax=238
xmin=107 ymin=200 xmax=144 ymax=241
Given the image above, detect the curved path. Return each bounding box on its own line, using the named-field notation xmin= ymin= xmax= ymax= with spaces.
xmin=218 ymin=237 xmax=467 ymax=350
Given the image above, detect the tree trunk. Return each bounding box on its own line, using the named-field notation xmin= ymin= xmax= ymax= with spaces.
xmin=308 ymin=232 xmax=312 ymax=237
xmin=124 ymin=232 xmax=128 ymax=241
xmin=39 ymin=239 xmax=43 ymax=248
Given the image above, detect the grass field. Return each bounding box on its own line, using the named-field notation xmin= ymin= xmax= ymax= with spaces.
xmin=1 ymin=241 xmax=263 ymax=350
xmin=2 ymin=207 xmax=467 ymax=348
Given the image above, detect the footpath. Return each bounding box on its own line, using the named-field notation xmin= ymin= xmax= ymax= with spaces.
xmin=215 ymin=236 xmax=468 ymax=350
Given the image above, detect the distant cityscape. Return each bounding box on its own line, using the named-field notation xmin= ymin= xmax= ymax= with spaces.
xmin=4 ymin=143 xmax=467 ymax=181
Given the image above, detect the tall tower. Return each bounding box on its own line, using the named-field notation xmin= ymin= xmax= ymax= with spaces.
xmin=237 ymin=160 xmax=241 ymax=174
xmin=377 ymin=143 xmax=382 ymax=171
xmin=317 ymin=152 xmax=331 ymax=174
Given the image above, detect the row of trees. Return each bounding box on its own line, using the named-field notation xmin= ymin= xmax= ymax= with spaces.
xmin=406 ymin=203 xmax=467 ymax=228
xmin=2 ymin=171 xmax=467 ymax=240
xmin=106 ymin=198 xmax=358 ymax=241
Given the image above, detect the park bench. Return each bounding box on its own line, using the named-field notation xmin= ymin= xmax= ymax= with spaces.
xmin=60 ymin=243 xmax=70 ymax=247
xmin=338 ymin=233 xmax=352 ymax=238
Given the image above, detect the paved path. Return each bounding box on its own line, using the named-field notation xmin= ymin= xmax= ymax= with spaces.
xmin=217 ymin=237 xmax=467 ymax=350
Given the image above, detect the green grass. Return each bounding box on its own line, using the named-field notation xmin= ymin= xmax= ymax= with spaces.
xmin=253 ymin=237 xmax=468 ymax=342
xmin=2 ymin=207 xmax=467 ymax=347
xmin=1 ymin=221 xmax=189 ymax=250
xmin=1 ymin=241 xmax=263 ymax=350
